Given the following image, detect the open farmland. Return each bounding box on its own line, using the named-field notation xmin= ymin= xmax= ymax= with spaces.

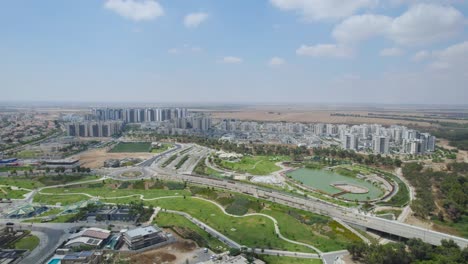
xmin=209 ymin=106 xmax=468 ymax=127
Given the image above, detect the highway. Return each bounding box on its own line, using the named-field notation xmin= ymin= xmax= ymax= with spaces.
xmin=136 ymin=165 xmax=468 ymax=249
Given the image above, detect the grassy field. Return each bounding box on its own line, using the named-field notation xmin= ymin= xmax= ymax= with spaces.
xmin=156 ymin=212 xmax=227 ymax=252
xmin=218 ymin=156 xmax=288 ymax=175
xmin=260 ymin=255 xmax=322 ymax=264
xmin=0 ymin=177 xmax=43 ymax=189
xmin=23 ymin=213 xmax=77 ymax=223
xmin=34 ymin=193 xmax=91 ymax=205
xmin=16 ymin=150 xmax=42 ymax=159
xmin=109 ymin=142 xmax=151 ymax=153
xmin=13 ymin=234 xmax=40 ymax=251
xmin=147 ymin=197 xmax=314 ymax=252
xmin=36 ymin=180 xmax=191 ymax=205
xmin=0 ymin=175 xmax=99 ymax=190
xmin=0 ymin=188 xmax=29 ymax=199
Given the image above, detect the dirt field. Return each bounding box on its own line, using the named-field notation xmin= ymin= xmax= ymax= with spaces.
xmin=208 ymin=106 xmax=468 ymax=127
xmin=126 ymin=240 xmax=199 ymax=264
xmin=71 ymin=148 xmax=154 ymax=168
xmin=439 ymin=139 xmax=468 ymax=163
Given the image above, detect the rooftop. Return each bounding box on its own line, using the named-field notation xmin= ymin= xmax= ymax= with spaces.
xmin=124 ymin=225 xmax=161 ymax=238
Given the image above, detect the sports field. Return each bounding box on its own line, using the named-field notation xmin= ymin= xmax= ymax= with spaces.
xmin=109 ymin=142 xmax=151 ymax=153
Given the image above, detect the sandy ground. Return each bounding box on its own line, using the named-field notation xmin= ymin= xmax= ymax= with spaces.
xmin=126 ymin=240 xmax=202 ymax=264
xmin=209 ymin=108 xmax=468 ymax=127
xmin=439 ymin=139 xmax=468 ymax=163
xmin=71 ymin=148 xmax=154 ymax=168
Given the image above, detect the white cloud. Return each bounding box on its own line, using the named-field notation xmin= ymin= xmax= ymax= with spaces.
xmin=332 ymin=4 xmax=464 ymax=46
xmin=380 ymin=47 xmax=403 ymax=57
xmin=412 ymin=50 xmax=430 ymax=61
xmin=333 ymin=14 xmax=391 ymax=44
xmin=296 ymin=44 xmax=353 ymax=58
xmin=184 ymin=12 xmax=209 ymax=28
xmin=429 ymin=41 xmax=468 ymax=70
xmin=222 ymin=56 xmax=243 ymax=64
xmin=268 ymin=57 xmax=285 ymax=67
xmin=270 ymin=0 xmax=377 ymax=20
xmin=390 ymin=4 xmax=464 ymax=45
xmin=104 ymin=0 xmax=164 ymax=21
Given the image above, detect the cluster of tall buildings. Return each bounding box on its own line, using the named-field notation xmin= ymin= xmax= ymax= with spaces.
xmin=66 ymin=121 xmax=124 ymax=137
xmin=215 ymin=120 xmax=436 ymax=155
xmin=338 ymin=124 xmax=436 ymax=155
xmin=90 ymin=107 xmax=188 ymax=123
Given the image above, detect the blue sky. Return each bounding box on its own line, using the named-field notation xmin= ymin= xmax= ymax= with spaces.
xmin=1 ymin=0 xmax=467 ymax=104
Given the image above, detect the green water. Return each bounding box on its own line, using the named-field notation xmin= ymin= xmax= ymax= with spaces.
xmin=287 ymin=168 xmax=384 ymax=201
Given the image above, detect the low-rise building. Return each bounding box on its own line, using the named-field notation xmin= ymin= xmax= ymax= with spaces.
xmin=123 ymin=225 xmax=168 ymax=250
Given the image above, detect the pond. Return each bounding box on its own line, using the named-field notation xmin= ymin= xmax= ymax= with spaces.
xmin=287 ymin=168 xmax=384 ymax=201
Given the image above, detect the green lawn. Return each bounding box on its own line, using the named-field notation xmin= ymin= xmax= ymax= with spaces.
xmin=156 ymin=212 xmax=227 ymax=252
xmin=262 ymin=204 xmax=361 ymax=252
xmin=37 ymin=182 xmax=191 ymax=205
xmin=13 ymin=234 xmax=40 ymax=251
xmin=16 ymin=150 xmax=42 ymax=159
xmin=0 ymin=177 xmax=43 ymax=189
xmin=260 ymin=255 xmax=322 ymax=264
xmin=34 ymin=193 xmax=90 ymax=206
xmin=109 ymin=142 xmax=151 ymax=153
xmin=218 ymin=156 xmax=288 ymax=175
xmin=0 ymin=175 xmax=100 ymax=190
xmin=0 ymin=188 xmax=29 ymax=199
xmin=148 ymin=197 xmax=314 ymax=253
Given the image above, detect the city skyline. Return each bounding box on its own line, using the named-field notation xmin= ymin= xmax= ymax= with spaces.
xmin=1 ymin=0 xmax=468 ymax=104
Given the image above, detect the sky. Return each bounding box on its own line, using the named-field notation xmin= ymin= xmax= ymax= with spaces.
xmin=1 ymin=0 xmax=467 ymax=104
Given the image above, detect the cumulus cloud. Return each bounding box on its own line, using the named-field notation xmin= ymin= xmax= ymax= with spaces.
xmin=390 ymin=4 xmax=464 ymax=45
xmin=429 ymin=41 xmax=468 ymax=70
xmin=184 ymin=12 xmax=209 ymax=28
xmin=333 ymin=14 xmax=392 ymax=44
xmin=104 ymin=0 xmax=164 ymax=21
xmin=222 ymin=56 xmax=243 ymax=64
xmin=332 ymin=4 xmax=464 ymax=46
xmin=380 ymin=47 xmax=403 ymax=57
xmin=270 ymin=0 xmax=376 ymax=20
xmin=296 ymin=44 xmax=353 ymax=58
xmin=268 ymin=57 xmax=285 ymax=67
